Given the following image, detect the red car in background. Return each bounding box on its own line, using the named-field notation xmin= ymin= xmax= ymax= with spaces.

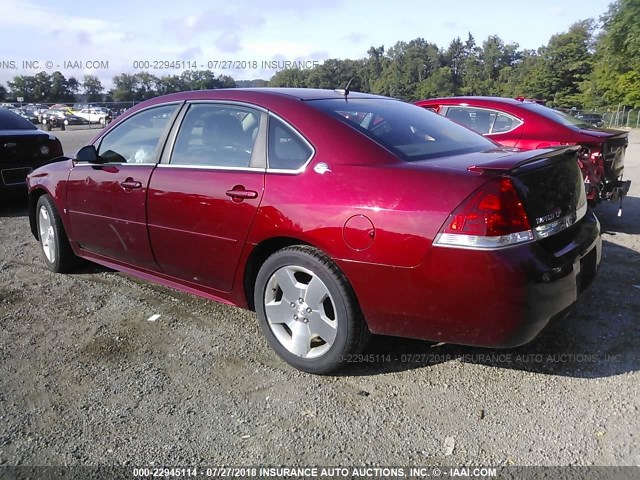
xmin=415 ymin=97 xmax=630 ymax=208
xmin=27 ymin=89 xmax=600 ymax=373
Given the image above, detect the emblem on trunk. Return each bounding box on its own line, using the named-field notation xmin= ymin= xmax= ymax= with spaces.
xmin=536 ymin=207 xmax=563 ymax=225
xmin=4 ymin=143 xmax=17 ymax=148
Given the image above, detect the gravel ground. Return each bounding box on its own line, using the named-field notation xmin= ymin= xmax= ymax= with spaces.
xmin=0 ymin=130 xmax=638 ymax=468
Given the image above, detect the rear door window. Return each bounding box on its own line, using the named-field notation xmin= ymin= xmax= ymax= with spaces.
xmin=267 ymin=116 xmax=313 ymax=171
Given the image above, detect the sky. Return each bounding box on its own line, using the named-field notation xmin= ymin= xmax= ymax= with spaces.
xmin=0 ymin=0 xmax=614 ymax=90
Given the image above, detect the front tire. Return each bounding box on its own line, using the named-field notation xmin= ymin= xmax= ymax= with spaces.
xmin=254 ymin=246 xmax=370 ymax=374
xmin=36 ymin=195 xmax=78 ymax=273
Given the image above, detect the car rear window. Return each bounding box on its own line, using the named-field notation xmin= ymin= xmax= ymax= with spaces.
xmin=519 ymin=103 xmax=592 ymax=129
xmin=0 ymin=109 xmax=37 ymax=130
xmin=308 ymin=98 xmax=496 ymax=161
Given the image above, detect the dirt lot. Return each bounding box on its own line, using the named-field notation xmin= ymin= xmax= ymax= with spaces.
xmin=0 ymin=131 xmax=638 ymax=468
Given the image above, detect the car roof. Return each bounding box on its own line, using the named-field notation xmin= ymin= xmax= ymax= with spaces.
xmin=157 ymin=87 xmax=388 ymax=103
xmin=418 ymin=96 xmax=541 ymax=107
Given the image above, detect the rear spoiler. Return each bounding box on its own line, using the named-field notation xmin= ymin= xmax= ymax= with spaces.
xmin=468 ymin=146 xmax=580 ymax=175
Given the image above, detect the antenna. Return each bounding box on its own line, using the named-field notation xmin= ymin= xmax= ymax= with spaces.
xmin=334 ymin=78 xmax=354 ymax=97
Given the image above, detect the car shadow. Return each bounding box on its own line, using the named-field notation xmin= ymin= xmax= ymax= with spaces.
xmin=341 ymin=238 xmax=639 ymax=379
xmin=0 ymin=192 xmax=29 ymax=217
xmin=597 ymin=195 xmax=640 ymax=235
xmin=0 ymin=193 xmax=112 ymax=274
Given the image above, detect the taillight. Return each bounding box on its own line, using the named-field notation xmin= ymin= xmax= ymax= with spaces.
xmin=434 ymin=177 xmax=534 ymax=249
xmin=48 ymin=138 xmax=63 ymax=158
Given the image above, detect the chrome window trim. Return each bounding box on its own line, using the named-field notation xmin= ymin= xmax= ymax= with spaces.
xmin=487 ymin=111 xmax=524 ymax=135
xmin=72 ymin=162 xmax=158 ymax=167
xmin=163 ymin=101 xmax=268 ymax=170
xmin=156 ymin=164 xmax=265 ymax=172
xmin=266 ymin=112 xmax=316 ymax=175
xmin=78 ymin=102 xmax=184 ymax=166
xmin=442 ymin=105 xmax=523 ymax=136
xmin=94 ymin=101 xmax=184 ymax=152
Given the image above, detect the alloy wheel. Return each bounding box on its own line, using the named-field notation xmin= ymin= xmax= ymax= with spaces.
xmin=264 ymin=265 xmax=338 ymax=359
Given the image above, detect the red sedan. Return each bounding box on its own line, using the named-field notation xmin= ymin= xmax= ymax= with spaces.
xmin=415 ymin=97 xmax=630 ymax=207
xmin=27 ymin=89 xmax=601 ymax=374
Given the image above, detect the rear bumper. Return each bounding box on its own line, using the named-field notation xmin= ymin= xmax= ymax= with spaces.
xmin=338 ymin=211 xmax=601 ymax=347
xmin=613 ymin=179 xmax=631 ymax=200
xmin=1 ymin=159 xmax=56 ymax=191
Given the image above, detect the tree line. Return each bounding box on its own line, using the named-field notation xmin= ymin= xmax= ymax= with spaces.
xmin=0 ymin=70 xmax=242 ymax=104
xmin=0 ymin=0 xmax=637 ymax=109
xmin=270 ymin=0 xmax=639 ymax=109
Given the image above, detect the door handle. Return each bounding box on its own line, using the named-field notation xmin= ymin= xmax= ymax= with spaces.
xmin=120 ymin=178 xmax=142 ymax=189
xmin=226 ymin=186 xmax=258 ymax=201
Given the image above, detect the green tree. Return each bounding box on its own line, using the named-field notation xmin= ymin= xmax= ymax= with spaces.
xmin=111 ymin=73 xmax=139 ymax=101
xmin=82 ymin=75 xmax=104 ymax=102
xmin=135 ymin=72 xmax=159 ymax=100
xmin=217 ymin=75 xmax=236 ymax=88
xmin=33 ymin=72 xmax=52 ymax=101
xmin=591 ymin=0 xmax=640 ymax=107
xmin=444 ymin=37 xmax=465 ymax=93
xmin=156 ymin=75 xmax=185 ymax=95
xmin=7 ymin=75 xmax=37 ymax=102
xmin=50 ymin=71 xmax=77 ymax=101
xmin=269 ymin=68 xmax=310 ymax=87
xmin=542 ymin=20 xmax=595 ymax=107
xmin=460 ymin=34 xmax=483 ymax=95
xmin=416 ymin=67 xmax=455 ymax=98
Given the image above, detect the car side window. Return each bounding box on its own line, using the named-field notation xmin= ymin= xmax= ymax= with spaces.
xmin=491 ymin=113 xmax=521 ymax=134
xmin=96 ymin=104 xmax=178 ymax=164
xmin=445 ymin=107 xmax=492 ymax=134
xmin=170 ymin=104 xmax=262 ymax=168
xmin=267 ymin=117 xmax=313 ymax=170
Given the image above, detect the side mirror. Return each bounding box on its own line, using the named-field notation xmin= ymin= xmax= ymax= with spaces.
xmin=75 ymin=145 xmax=101 ymax=163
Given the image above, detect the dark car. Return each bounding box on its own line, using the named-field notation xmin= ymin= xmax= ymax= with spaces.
xmin=0 ymin=109 xmax=63 ymax=193
xmin=26 ymin=88 xmax=600 ymax=374
xmin=415 ymin=97 xmax=630 ymax=207
xmin=14 ymin=107 xmax=40 ymax=125
xmin=576 ymin=113 xmax=605 ymax=128
xmin=40 ymin=110 xmax=86 ymax=130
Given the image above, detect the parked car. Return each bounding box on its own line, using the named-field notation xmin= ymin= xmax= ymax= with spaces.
xmin=73 ymin=107 xmax=111 ymax=126
xmin=40 ymin=110 xmax=86 ymax=130
xmin=14 ymin=108 xmax=40 ymax=125
xmin=73 ymin=103 xmax=97 ymax=111
xmin=27 ymin=88 xmax=601 ymax=373
xmin=49 ymin=104 xmax=72 ymax=112
xmin=0 ymin=109 xmax=63 ymax=193
xmin=576 ymin=113 xmax=605 ymax=128
xmin=415 ymin=97 xmax=630 ymax=206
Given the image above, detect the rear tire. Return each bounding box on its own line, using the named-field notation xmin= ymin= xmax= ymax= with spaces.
xmin=36 ymin=195 xmax=78 ymax=273
xmin=254 ymin=245 xmax=370 ymax=374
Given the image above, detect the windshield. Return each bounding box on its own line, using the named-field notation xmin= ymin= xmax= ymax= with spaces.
xmin=519 ymin=102 xmax=592 ymax=129
xmin=0 ymin=109 xmax=38 ymax=130
xmin=308 ymin=98 xmax=497 ymax=161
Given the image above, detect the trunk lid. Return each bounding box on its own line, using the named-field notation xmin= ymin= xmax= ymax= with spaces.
xmin=0 ymin=130 xmax=54 ymax=164
xmin=597 ymin=132 xmax=628 ymax=179
xmin=469 ymin=146 xmax=587 ymax=238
